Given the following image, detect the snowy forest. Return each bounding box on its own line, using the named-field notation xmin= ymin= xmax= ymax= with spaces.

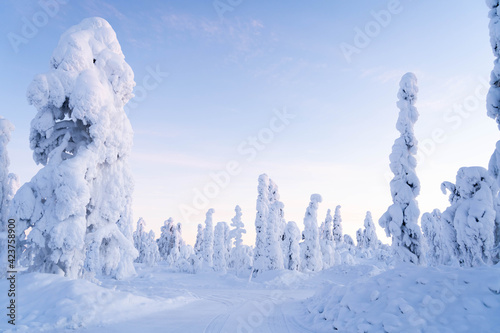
xmin=1 ymin=2 xmax=500 ymax=333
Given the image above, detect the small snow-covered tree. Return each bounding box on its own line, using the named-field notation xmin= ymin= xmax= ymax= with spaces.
xmin=379 ymin=72 xmax=424 ymax=265
xmin=301 ymin=194 xmax=323 ymax=272
xmin=283 ymin=221 xmax=301 ymax=270
xmin=213 ymin=222 xmax=228 ymax=273
xmin=224 ymin=222 xmax=231 ymax=265
xmin=202 ymin=209 xmax=215 ymax=267
xmin=344 ymin=234 xmax=354 ymax=248
xmin=440 ymin=167 xmax=497 ymax=266
xmin=157 ymin=218 xmax=184 ymax=265
xmin=230 ymin=205 xmax=245 ymax=248
xmin=320 ymin=209 xmax=335 ymax=268
xmin=194 ymin=223 xmax=204 ymax=257
xmin=133 ymin=218 xmax=148 ymax=263
xmin=157 ymin=218 xmax=174 ymax=260
xmin=142 ymin=230 xmax=160 ymax=266
xmin=332 ymin=205 xmax=343 ymax=246
xmin=253 ymin=174 xmax=270 ymax=275
xmin=229 ymin=205 xmax=252 ymax=274
xmin=12 ymin=18 xmax=137 ymax=279
xmin=362 ymin=211 xmax=378 ymax=250
xmin=356 ymin=229 xmax=363 ymax=248
xmin=421 ymin=209 xmax=456 ymax=266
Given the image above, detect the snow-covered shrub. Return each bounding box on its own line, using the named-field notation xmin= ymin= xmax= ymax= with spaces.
xmin=301 ymin=194 xmax=323 ymax=272
xmin=440 ymin=167 xmax=497 ymax=266
xmin=379 ymin=72 xmax=424 ymax=265
xmin=12 ymin=17 xmax=137 ymax=279
xmin=283 ymin=221 xmax=301 ymax=270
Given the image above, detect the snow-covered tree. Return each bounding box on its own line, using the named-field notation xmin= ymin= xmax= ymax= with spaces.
xmin=379 ymin=72 xmax=424 ymax=265
xmin=320 ymin=209 xmax=335 ymax=268
xmin=229 ymin=205 xmax=252 ymax=274
xmin=332 ymin=205 xmax=343 ymax=246
xmin=223 ymin=222 xmax=231 ymax=266
xmin=421 ymin=209 xmax=456 ymax=266
xmin=213 ymin=222 xmax=228 ymax=273
xmin=0 ymin=117 xmax=18 ymax=276
xmin=301 ymin=194 xmax=323 ymax=272
xmin=253 ymin=174 xmax=270 ymax=274
xmin=283 ymin=221 xmax=301 ymax=270
xmin=194 ymin=223 xmax=204 ymax=257
xmin=440 ymin=167 xmax=497 ymax=266
xmin=142 ymin=230 xmax=160 ymax=266
xmin=230 ymin=205 xmax=245 ymax=248
xmin=361 ymin=211 xmax=378 ymax=250
xmin=343 ymin=234 xmax=354 ymax=247
xmin=157 ymin=218 xmax=172 ymax=260
xmin=202 ymin=208 xmax=215 ymax=267
xmin=267 ymin=179 xmax=285 ymax=270
xmin=157 ymin=218 xmax=184 ymax=265
xmin=356 ymin=229 xmax=363 ymax=248
xmin=485 ymin=1 xmax=500 ymax=262
xmin=133 ymin=218 xmax=148 ymax=263
xmin=12 ymin=18 xmax=137 ymax=279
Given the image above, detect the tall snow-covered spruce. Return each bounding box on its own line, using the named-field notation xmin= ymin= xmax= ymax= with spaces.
xmin=12 ymin=17 xmax=137 ymax=279
xmin=253 ymin=174 xmax=270 ymax=275
xmin=379 ymin=72 xmax=424 ymax=264
xmin=301 ymin=194 xmax=323 ymax=272
xmin=486 ymin=0 xmax=500 ymax=261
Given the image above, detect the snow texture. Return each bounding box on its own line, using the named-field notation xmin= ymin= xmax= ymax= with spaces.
xmin=12 ymin=17 xmax=137 ymax=280
xmin=379 ymin=72 xmax=424 ymax=265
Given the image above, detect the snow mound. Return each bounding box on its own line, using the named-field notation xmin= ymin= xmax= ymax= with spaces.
xmin=0 ymin=273 xmax=192 ymax=332
xmin=306 ymin=264 xmax=500 ymax=332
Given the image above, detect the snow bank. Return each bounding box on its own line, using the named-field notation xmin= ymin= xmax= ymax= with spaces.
xmin=306 ymin=263 xmax=500 ymax=332
xmin=0 ymin=272 xmax=193 ymax=332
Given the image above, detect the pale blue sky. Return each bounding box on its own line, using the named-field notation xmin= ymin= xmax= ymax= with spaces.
xmin=0 ymin=0 xmax=498 ymax=244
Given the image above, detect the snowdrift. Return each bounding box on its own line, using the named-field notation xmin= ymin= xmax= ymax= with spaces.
xmin=306 ymin=263 xmax=500 ymax=332
xmin=0 ymin=272 xmax=194 ymax=332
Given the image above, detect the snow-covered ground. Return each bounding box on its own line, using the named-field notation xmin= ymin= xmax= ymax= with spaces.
xmin=2 ymin=260 xmax=499 ymax=332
